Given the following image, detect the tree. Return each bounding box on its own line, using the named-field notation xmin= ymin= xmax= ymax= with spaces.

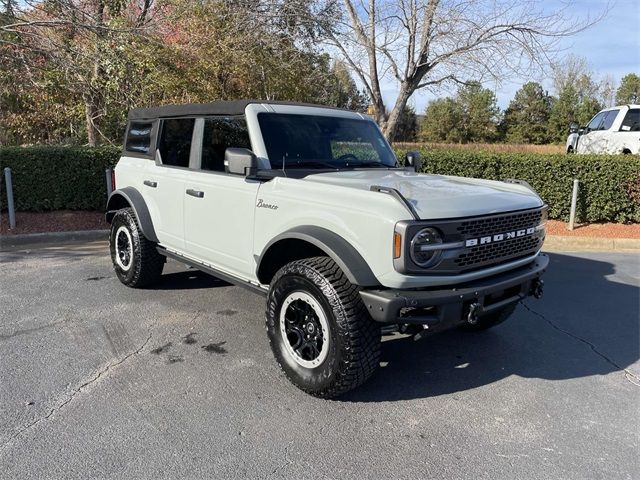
xmin=546 ymin=55 xmax=606 ymax=142
xmin=316 ymin=59 xmax=369 ymax=111
xmin=0 ymin=0 xmax=369 ymax=145
xmin=616 ymin=73 xmax=640 ymax=104
xmin=419 ymin=98 xmax=461 ymax=142
xmin=456 ymin=82 xmax=500 ymax=143
xmin=503 ymin=82 xmax=552 ymax=144
xmin=547 ymin=84 xmax=602 ymax=143
xmin=0 ymin=1 xmax=157 ymax=145
xmin=281 ymin=0 xmax=603 ymax=140
xmin=391 ymin=105 xmax=418 ymax=142
xmin=419 ymin=81 xmax=499 ymax=143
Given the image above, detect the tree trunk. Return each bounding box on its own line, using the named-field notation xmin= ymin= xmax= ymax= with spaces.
xmin=84 ymin=95 xmax=98 ymax=147
xmin=383 ymin=87 xmax=412 ymax=141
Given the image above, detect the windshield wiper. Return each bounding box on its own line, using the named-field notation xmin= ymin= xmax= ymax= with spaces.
xmin=345 ymin=160 xmax=393 ymax=168
xmin=285 ymin=160 xmax=339 ymax=169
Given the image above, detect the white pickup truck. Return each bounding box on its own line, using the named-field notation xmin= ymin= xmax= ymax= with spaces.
xmin=566 ymin=104 xmax=640 ymax=154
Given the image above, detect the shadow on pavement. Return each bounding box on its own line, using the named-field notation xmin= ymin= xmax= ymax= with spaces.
xmin=148 ymin=269 xmax=232 ymax=290
xmin=341 ymin=252 xmax=639 ymax=402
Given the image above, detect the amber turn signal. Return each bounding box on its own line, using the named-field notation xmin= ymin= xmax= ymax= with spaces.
xmin=393 ymin=232 xmax=402 ymax=259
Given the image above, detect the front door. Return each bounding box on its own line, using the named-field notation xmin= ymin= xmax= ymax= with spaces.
xmin=183 ymin=116 xmax=259 ymax=280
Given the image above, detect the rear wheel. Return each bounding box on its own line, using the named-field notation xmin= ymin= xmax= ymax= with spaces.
xmin=109 ymin=208 xmax=165 ymax=287
xmin=459 ymin=304 xmax=517 ymax=332
xmin=266 ymin=257 xmax=381 ymax=398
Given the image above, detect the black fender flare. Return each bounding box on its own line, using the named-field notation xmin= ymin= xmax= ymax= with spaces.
xmin=257 ymin=226 xmax=379 ymax=287
xmin=105 ymin=187 xmax=159 ymax=243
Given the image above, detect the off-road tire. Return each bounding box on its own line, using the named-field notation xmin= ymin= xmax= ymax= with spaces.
xmin=266 ymin=257 xmax=381 ymax=398
xmin=109 ymin=208 xmax=165 ymax=288
xmin=459 ymin=304 xmax=517 ymax=332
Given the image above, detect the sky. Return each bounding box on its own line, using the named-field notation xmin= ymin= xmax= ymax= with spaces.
xmin=381 ymin=0 xmax=640 ymax=112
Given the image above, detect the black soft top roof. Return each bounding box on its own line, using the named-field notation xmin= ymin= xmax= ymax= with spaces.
xmin=127 ymin=100 xmax=350 ymax=121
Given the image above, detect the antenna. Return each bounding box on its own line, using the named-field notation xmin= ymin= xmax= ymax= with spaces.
xmin=282 ymin=154 xmax=287 ymax=177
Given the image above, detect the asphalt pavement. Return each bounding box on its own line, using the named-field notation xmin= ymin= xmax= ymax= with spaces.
xmin=0 ymin=243 xmax=638 ymax=479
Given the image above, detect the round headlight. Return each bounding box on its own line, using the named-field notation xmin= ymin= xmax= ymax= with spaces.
xmin=410 ymin=227 xmax=443 ymax=267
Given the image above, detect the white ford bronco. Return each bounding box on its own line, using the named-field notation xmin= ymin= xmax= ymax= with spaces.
xmin=107 ymin=100 xmax=548 ymax=397
xmin=566 ymin=104 xmax=640 ymax=154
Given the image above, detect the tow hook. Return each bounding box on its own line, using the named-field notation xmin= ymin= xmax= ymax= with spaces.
xmin=466 ymin=302 xmax=481 ymax=325
xmin=532 ymin=279 xmax=544 ymax=299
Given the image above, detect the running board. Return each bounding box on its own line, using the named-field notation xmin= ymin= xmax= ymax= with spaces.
xmin=157 ymin=246 xmax=268 ymax=296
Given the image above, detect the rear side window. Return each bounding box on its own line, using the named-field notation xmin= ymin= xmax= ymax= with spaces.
xmin=158 ymin=118 xmax=195 ymax=168
xmin=620 ymin=109 xmax=640 ymax=131
xmin=600 ymin=109 xmax=619 ymax=130
xmin=125 ymin=122 xmax=152 ymax=154
xmin=201 ymin=117 xmax=251 ymax=172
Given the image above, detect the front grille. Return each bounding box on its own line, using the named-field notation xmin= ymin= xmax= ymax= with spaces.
xmin=454 ymin=234 xmax=542 ymax=268
xmin=456 ymin=209 xmax=543 ymax=238
xmin=452 ymin=208 xmax=545 ymax=272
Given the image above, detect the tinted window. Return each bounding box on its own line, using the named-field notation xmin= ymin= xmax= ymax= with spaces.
xmin=257 ymin=113 xmax=397 ymax=169
xmin=201 ymin=117 xmax=251 ymax=172
xmin=600 ymin=109 xmax=619 ymax=130
xmin=586 ymin=112 xmax=605 ymax=131
xmin=620 ymin=109 xmax=640 ymax=131
xmin=125 ymin=122 xmax=152 ymax=154
xmin=158 ymin=118 xmax=195 ymax=167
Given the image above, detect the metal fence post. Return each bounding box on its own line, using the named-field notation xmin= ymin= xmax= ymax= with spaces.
xmin=4 ymin=167 xmax=16 ymax=229
xmin=105 ymin=168 xmax=113 ymax=197
xmin=568 ymin=179 xmax=579 ymax=231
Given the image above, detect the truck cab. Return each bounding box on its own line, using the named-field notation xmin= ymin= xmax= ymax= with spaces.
xmin=568 ymin=105 xmax=640 ymax=155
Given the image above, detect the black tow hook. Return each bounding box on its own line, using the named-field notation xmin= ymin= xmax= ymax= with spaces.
xmin=466 ymin=302 xmax=481 ymax=325
xmin=532 ymin=279 xmax=544 ymax=299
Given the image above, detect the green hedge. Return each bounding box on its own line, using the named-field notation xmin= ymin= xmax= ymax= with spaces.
xmin=0 ymin=146 xmax=120 ymax=211
xmin=1 ymin=146 xmax=638 ymax=223
xmin=395 ymin=148 xmax=640 ymax=223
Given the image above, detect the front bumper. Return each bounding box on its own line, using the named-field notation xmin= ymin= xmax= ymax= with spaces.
xmin=360 ymin=254 xmax=548 ymax=330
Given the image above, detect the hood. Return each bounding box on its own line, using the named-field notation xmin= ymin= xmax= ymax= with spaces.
xmin=302 ymin=170 xmax=543 ymax=219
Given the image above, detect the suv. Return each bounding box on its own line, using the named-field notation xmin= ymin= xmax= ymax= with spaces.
xmin=566 ymin=105 xmax=640 ymax=154
xmin=107 ymin=100 xmax=548 ymax=398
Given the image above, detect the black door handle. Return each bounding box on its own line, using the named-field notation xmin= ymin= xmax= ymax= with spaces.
xmin=143 ymin=180 xmax=157 ymax=188
xmin=186 ymin=189 xmax=204 ymax=198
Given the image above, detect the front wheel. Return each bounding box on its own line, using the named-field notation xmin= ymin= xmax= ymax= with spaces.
xmin=266 ymin=257 xmax=381 ymax=398
xmin=109 ymin=208 xmax=165 ymax=288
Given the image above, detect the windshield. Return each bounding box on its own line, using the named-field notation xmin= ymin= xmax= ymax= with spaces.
xmin=257 ymin=113 xmax=398 ymax=169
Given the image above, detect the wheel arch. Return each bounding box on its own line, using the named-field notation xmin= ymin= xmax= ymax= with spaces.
xmin=106 ymin=187 xmax=159 ymax=243
xmin=256 ymin=226 xmax=380 ymax=287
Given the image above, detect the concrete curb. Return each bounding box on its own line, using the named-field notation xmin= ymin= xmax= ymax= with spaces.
xmin=543 ymin=235 xmax=640 ymax=252
xmin=1 ymin=229 xmax=638 ymax=252
xmin=0 ymin=230 xmax=109 ymax=250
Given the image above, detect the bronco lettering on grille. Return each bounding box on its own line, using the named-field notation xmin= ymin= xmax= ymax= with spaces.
xmin=465 ymin=227 xmax=536 ymax=247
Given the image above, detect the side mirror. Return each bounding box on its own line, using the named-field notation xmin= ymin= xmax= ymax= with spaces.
xmin=568 ymin=122 xmax=579 ymax=134
xmin=404 ymin=151 xmax=422 ymax=172
xmin=225 ymin=148 xmax=258 ymax=176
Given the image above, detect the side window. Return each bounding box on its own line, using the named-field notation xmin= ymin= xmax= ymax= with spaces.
xmin=586 ymin=112 xmax=605 ymax=131
xmin=158 ymin=118 xmax=195 ymax=168
xmin=620 ymin=109 xmax=640 ymax=131
xmin=125 ymin=122 xmax=153 ymax=154
xmin=600 ymin=109 xmax=619 ymax=130
xmin=200 ymin=117 xmax=251 ymax=172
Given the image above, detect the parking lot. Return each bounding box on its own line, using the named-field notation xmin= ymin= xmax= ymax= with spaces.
xmin=0 ymin=242 xmax=638 ymax=479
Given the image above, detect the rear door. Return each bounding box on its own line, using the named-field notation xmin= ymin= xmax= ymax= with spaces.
xmin=143 ymin=118 xmax=196 ymax=251
xmin=613 ymin=108 xmax=640 ymax=153
xmin=183 ymin=116 xmax=260 ymax=280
